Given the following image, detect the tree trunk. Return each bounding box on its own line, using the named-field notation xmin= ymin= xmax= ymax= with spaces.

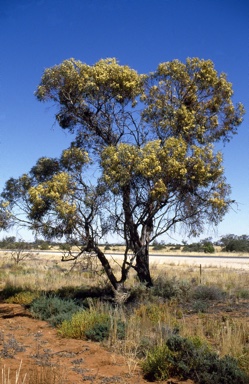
xmin=122 ymin=185 xmax=154 ymax=287
xmin=94 ymin=246 xmax=119 ymax=290
xmin=135 ymin=245 xmax=153 ymax=287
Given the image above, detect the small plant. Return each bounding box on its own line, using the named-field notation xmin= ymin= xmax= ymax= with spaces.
xmin=1 ymin=335 xmax=26 ymax=359
xmin=59 ymin=307 xmax=125 ymax=342
xmin=152 ymin=275 xmax=190 ymax=300
xmin=6 ymin=240 xmax=34 ymax=265
xmin=142 ymin=335 xmax=249 ymax=383
xmin=236 ymin=289 xmax=249 ymax=299
xmin=30 ymin=295 xmax=81 ymax=326
xmin=6 ymin=291 xmax=39 ymax=305
xmin=192 ymin=285 xmax=224 ymax=301
xmin=142 ymin=344 xmax=171 ymax=381
xmin=192 ymin=300 xmax=209 ymax=313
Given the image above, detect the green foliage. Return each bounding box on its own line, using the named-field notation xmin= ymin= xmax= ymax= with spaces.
xmin=182 ymin=239 xmax=215 ymax=253
xmin=5 ymin=290 xmax=39 ymax=305
xmin=59 ymin=308 xmax=125 ymax=342
xmin=192 ymin=300 xmax=209 ymax=313
xmin=203 ymin=242 xmax=215 ymax=253
xmin=30 ymin=295 xmax=81 ymax=326
xmin=84 ymin=319 xmax=110 ymax=342
xmin=152 ymin=241 xmax=165 ymax=251
xmin=236 ymin=289 xmax=249 ymax=299
xmin=142 ymin=344 xmax=171 ymax=381
xmin=59 ymin=243 xmax=71 ymax=251
xmin=142 ymin=335 xmax=249 ymax=383
xmin=152 ymin=276 xmax=191 ymax=300
xmin=0 ymin=236 xmax=16 ymax=248
xmin=220 ymin=234 xmax=249 ymax=252
xmin=192 ymin=285 xmax=224 ymax=301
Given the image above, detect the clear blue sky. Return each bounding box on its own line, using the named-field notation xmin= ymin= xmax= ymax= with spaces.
xmin=0 ymin=0 xmax=248 ymax=242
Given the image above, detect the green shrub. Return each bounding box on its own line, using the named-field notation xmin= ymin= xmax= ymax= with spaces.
xmin=152 ymin=276 xmax=191 ymax=300
xmin=6 ymin=290 xmax=39 ymax=305
xmin=203 ymin=242 xmax=215 ymax=253
xmin=182 ymin=241 xmax=215 ymax=253
xmin=142 ymin=344 xmax=172 ymax=381
xmin=182 ymin=242 xmax=203 ymax=252
xmin=236 ymin=289 xmax=249 ymax=299
xmin=192 ymin=285 xmax=224 ymax=301
xmin=142 ymin=335 xmax=249 ymax=383
xmin=192 ymin=300 xmax=209 ymax=313
xmin=59 ymin=308 xmax=125 ymax=342
xmin=152 ymin=243 xmax=165 ymax=251
xmin=85 ymin=320 xmax=110 ymax=342
xmin=30 ymin=295 xmax=81 ymax=326
xmin=223 ymin=238 xmax=249 ymax=253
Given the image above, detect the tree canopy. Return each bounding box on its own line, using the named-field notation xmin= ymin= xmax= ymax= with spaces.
xmin=0 ymin=57 xmax=244 ymax=289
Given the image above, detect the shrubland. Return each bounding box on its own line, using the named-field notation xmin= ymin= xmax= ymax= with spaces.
xmin=0 ymin=251 xmax=248 ymax=383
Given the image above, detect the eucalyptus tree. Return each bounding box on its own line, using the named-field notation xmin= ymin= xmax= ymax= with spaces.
xmin=0 ymin=57 xmax=244 ymax=289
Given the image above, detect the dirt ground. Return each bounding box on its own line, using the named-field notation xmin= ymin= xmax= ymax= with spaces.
xmin=0 ymin=303 xmax=195 ymax=384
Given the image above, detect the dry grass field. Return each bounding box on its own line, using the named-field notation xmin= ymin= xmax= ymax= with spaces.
xmin=0 ymin=249 xmax=248 ymax=383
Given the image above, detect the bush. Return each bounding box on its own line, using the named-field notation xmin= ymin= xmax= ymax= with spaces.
xmin=182 ymin=241 xmax=215 ymax=253
xmin=6 ymin=291 xmax=39 ymax=305
xmin=142 ymin=335 xmax=249 ymax=383
xmin=192 ymin=300 xmax=209 ymax=313
xmin=192 ymin=285 xmax=224 ymax=301
xmin=59 ymin=308 xmax=125 ymax=342
xmin=203 ymin=242 xmax=215 ymax=253
xmin=152 ymin=276 xmax=191 ymax=300
xmin=30 ymin=295 xmax=81 ymax=326
xmin=221 ymin=236 xmax=249 ymax=253
xmin=84 ymin=320 xmax=110 ymax=342
xmin=237 ymin=289 xmax=249 ymax=299
xmin=152 ymin=243 xmax=165 ymax=251
xmin=142 ymin=344 xmax=172 ymax=381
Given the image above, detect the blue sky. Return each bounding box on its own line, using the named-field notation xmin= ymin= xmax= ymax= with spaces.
xmin=0 ymin=0 xmax=248 ymax=242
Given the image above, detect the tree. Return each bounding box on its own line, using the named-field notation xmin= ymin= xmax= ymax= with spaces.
xmin=0 ymin=236 xmax=16 ymax=248
xmin=219 ymin=234 xmax=249 ymax=252
xmin=0 ymin=57 xmax=244 ymax=290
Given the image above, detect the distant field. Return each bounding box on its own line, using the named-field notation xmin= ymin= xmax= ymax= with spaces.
xmin=1 ymin=245 xmax=249 ymax=258
xmin=98 ymin=245 xmax=249 ymax=257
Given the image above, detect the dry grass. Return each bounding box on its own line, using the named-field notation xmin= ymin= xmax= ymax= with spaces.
xmin=0 ymin=250 xmax=249 ymax=377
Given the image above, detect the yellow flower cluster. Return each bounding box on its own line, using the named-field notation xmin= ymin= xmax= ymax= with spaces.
xmin=29 ymin=172 xmax=76 ymax=217
xmin=61 ymin=147 xmax=89 ymax=170
xmin=36 ymin=58 xmax=142 ymax=105
xmin=101 ymin=138 xmax=224 ymax=201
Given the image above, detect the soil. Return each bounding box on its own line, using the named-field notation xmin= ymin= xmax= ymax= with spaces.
xmin=0 ymin=303 xmax=195 ymax=384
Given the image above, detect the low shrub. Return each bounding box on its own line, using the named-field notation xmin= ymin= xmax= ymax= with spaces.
xmin=236 ymin=289 xmax=249 ymax=299
xmin=30 ymin=295 xmax=81 ymax=326
xmin=192 ymin=285 xmax=224 ymax=301
xmin=142 ymin=344 xmax=171 ymax=381
xmin=152 ymin=276 xmax=191 ymax=300
xmin=6 ymin=290 xmax=39 ymax=305
xmin=142 ymin=335 xmax=249 ymax=383
xmin=192 ymin=300 xmax=209 ymax=313
xmin=59 ymin=308 xmax=125 ymax=342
